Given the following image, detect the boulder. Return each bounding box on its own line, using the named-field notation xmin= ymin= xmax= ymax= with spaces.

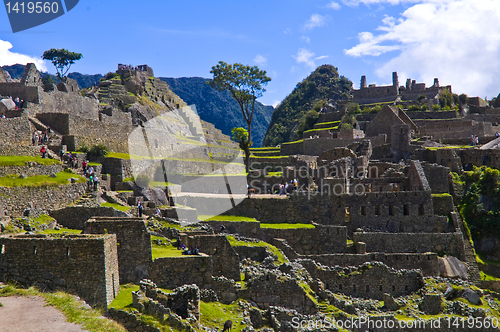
xmin=462 ymin=288 xmax=482 ymax=305
xmin=438 ymin=256 xmax=468 ymax=279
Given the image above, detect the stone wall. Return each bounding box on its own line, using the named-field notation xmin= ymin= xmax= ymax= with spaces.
xmin=300 ymin=260 xmax=424 ymax=300
xmin=423 ymin=163 xmax=450 ymax=194
xmin=432 ymin=194 xmax=454 ymax=216
xmin=149 ymin=256 xmax=213 ymax=289
xmin=0 ymin=234 xmax=119 ymax=306
xmin=353 ymin=232 xmax=465 ymax=259
xmin=50 ymin=206 xmax=131 ymax=230
xmin=37 ymin=90 xmax=99 ymax=120
xmin=84 ymin=217 xmax=152 ymax=283
xmin=242 ymin=271 xmax=318 ymax=314
xmin=302 ymin=252 xmax=439 ymax=276
xmin=0 ymin=164 xmax=62 ymax=177
xmin=0 ymin=116 xmax=33 ymax=146
xmin=0 ymin=145 xmax=39 ymax=156
xmin=0 ymin=182 xmax=86 ymax=218
xmin=186 ymin=234 xmax=240 ymax=281
xmin=0 ymin=83 xmax=40 ymax=103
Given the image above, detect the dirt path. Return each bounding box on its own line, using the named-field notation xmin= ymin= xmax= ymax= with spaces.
xmin=0 ymin=296 xmax=85 ymax=332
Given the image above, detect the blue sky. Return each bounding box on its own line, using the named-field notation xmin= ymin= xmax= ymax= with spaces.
xmin=1 ymin=0 xmax=500 ymax=106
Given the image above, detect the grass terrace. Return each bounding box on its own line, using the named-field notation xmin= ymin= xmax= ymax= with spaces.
xmin=198 ymin=215 xmax=259 ymax=222
xmin=281 ymin=139 xmax=303 ymax=145
xmin=303 ymin=126 xmax=339 ymax=135
xmin=425 ymin=146 xmax=471 ymax=150
xmin=100 ymin=202 xmax=131 ymax=212
xmin=260 ymin=223 xmax=315 ymax=229
xmin=0 ymin=156 xmax=61 ymax=166
xmin=106 ymin=152 xmax=244 ymax=165
xmin=151 ymin=235 xmax=184 ymax=260
xmin=226 ymin=235 xmax=287 ymax=265
xmin=0 ymin=172 xmax=86 ymax=187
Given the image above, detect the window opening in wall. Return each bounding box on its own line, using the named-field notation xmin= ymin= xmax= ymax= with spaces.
xmin=361 ymin=206 xmax=366 ymax=216
xmin=345 ymin=207 xmax=351 ymax=222
xmin=392 ymin=286 xmax=395 ymax=291
xmin=389 ymin=205 xmax=394 ymax=216
xmin=379 ymin=285 xmax=382 ymax=291
xmin=403 ymin=204 xmax=409 ymax=215
xmin=339 ymin=284 xmax=342 ymax=290
xmin=375 ymin=206 xmax=381 ymax=215
xmin=419 ymin=204 xmax=425 ymax=215
xmin=353 ymin=285 xmax=356 ymax=292
xmin=405 ymin=285 xmax=408 ymax=291
xmin=33 ymin=246 xmax=37 ymax=255
xmin=366 ymin=285 xmax=369 ymax=292
xmin=1 ymin=244 xmax=4 ymax=254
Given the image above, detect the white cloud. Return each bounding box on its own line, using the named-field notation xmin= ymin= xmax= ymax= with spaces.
xmin=304 ymin=14 xmax=328 ymax=30
xmin=327 ymin=1 xmax=341 ymax=9
xmin=300 ymin=36 xmax=311 ymax=43
xmin=0 ymin=40 xmax=47 ymax=71
xmin=293 ymin=49 xmax=329 ymax=69
xmin=253 ymin=54 xmax=267 ymax=66
xmin=283 ymin=28 xmax=292 ymax=34
xmin=344 ymin=0 xmax=500 ymax=97
xmin=272 ymin=100 xmax=281 ymax=108
xmin=342 ymin=0 xmax=422 ymax=6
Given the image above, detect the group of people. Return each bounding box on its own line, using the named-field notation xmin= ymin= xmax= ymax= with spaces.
xmin=118 ymin=64 xmax=138 ymax=71
xmin=175 ymin=236 xmax=200 ymax=255
xmin=82 ymin=161 xmax=98 ymax=191
xmin=471 ymin=134 xmax=480 ymax=146
xmin=61 ymin=151 xmax=78 ymax=169
xmin=32 ymin=129 xmax=51 ymax=146
xmin=278 ymin=179 xmax=298 ymax=195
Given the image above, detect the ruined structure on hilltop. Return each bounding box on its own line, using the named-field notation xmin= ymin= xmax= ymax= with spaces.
xmin=353 ymin=72 xmax=452 ymax=105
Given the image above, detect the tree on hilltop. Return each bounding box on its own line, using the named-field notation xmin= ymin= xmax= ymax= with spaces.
xmin=209 ymin=61 xmax=271 ymax=176
xmin=42 ymin=48 xmax=83 ymax=80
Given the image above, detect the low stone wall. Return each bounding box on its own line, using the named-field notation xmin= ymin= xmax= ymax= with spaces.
xmin=0 ymin=164 xmax=62 ymax=177
xmin=50 ymin=206 xmax=130 ymax=230
xmin=242 ymin=272 xmax=318 ymax=314
xmin=300 ymin=260 xmax=424 ymax=300
xmin=149 ymin=256 xmax=213 ymax=289
xmin=0 ymin=145 xmax=39 ymax=156
xmin=234 ymin=246 xmax=270 ymax=262
xmin=0 ymin=234 xmax=119 ymax=307
xmin=186 ymin=235 xmax=240 ymax=281
xmin=303 ymin=252 xmax=439 ymax=276
xmin=0 ymin=182 xmax=86 ymax=218
xmin=353 ymin=232 xmax=465 ymax=259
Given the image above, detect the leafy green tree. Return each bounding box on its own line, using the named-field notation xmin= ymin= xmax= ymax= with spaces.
xmin=42 ymin=48 xmax=83 ymax=80
xmin=209 ymin=61 xmax=271 ymax=174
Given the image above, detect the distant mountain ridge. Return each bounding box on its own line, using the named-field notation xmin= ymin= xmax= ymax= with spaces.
xmin=161 ymin=77 xmax=274 ymax=147
xmin=2 ymin=64 xmax=102 ymax=88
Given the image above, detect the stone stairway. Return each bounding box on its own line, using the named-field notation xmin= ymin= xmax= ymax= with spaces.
xmin=29 ymin=117 xmax=63 ymax=149
xmin=178 ymin=106 xmax=203 ymax=137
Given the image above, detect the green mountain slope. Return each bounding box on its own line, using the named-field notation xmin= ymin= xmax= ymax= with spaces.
xmin=262 ymin=65 xmax=353 ymax=147
xmin=161 ymin=77 xmax=274 ymax=147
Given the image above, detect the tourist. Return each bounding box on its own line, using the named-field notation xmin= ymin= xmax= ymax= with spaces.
xmin=155 ymin=208 xmax=161 ymax=217
xmin=88 ymin=166 xmax=94 ymax=176
xmin=138 ymin=201 xmax=143 ymax=217
xmin=82 ymin=160 xmax=87 ymax=174
xmin=40 ymin=146 xmax=46 ymax=158
xmin=88 ymin=174 xmax=93 ymax=191
xmin=219 ymin=225 xmax=226 ymax=233
xmin=193 ymin=246 xmax=199 ymax=255
xmin=476 ymin=136 xmax=479 ymax=146
xmin=93 ymin=175 xmax=99 ymax=191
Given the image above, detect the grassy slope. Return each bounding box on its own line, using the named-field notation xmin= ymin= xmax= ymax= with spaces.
xmin=0 ymin=172 xmax=86 ymax=187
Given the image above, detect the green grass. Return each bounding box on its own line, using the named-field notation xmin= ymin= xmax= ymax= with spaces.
xmin=281 ymin=139 xmax=303 ymax=145
xmin=109 ymin=284 xmax=140 ymax=309
xmin=250 ymin=155 xmax=289 ymax=159
xmin=88 ymin=162 xmax=101 ymax=166
xmin=314 ymin=120 xmax=341 ymax=126
xmin=260 ymin=223 xmax=315 ymax=229
xmin=151 ymin=236 xmax=184 ymax=260
xmin=0 ymin=172 xmax=86 ymax=187
xmin=431 ymin=193 xmax=452 ymax=198
xmin=266 ymin=172 xmax=283 ymax=177
xmin=250 ymin=147 xmax=280 ymax=151
xmin=0 ymin=156 xmax=61 ymax=166
xmin=39 ymin=228 xmax=82 ymax=235
xmin=198 ymin=215 xmax=259 ymax=222
xmin=303 ymin=126 xmax=339 ymax=134
xmin=33 ymin=214 xmax=56 ymax=224
xmin=199 ymin=300 xmax=248 ymax=332
xmin=106 ymin=152 xmax=244 ymax=165
xmin=480 ymin=271 xmax=500 ymax=281
xmin=425 ymin=146 xmax=471 ymax=150
xmin=0 ymin=283 xmax=126 ymax=332
xmin=226 ymin=235 xmax=287 ymax=265
xmin=100 ymin=202 xmax=131 ymax=212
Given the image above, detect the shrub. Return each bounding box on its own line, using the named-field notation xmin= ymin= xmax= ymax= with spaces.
xmin=87 ymin=144 xmax=109 ymax=158
xmin=78 ymin=144 xmax=89 ymax=153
